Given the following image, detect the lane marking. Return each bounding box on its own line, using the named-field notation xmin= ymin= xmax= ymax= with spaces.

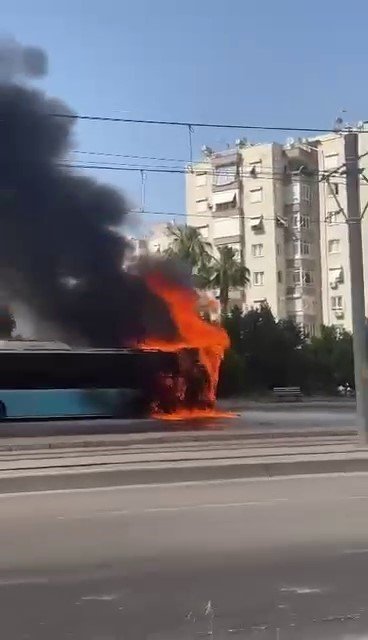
xmin=55 ymin=498 xmax=289 ymax=520
xmin=343 ymin=548 xmax=368 ymax=554
xmin=81 ymin=594 xmax=118 ymax=601
xmin=280 ymin=586 xmax=322 ymax=594
xmin=0 ymin=577 xmax=50 ymax=586
xmin=140 ymin=498 xmax=288 ymax=513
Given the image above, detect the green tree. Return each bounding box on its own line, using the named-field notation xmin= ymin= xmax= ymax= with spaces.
xmin=201 ymin=246 xmax=250 ymax=314
xmin=164 ymin=224 xmax=212 ymax=272
xmin=220 ymin=304 xmax=305 ymax=393
xmin=303 ymin=325 xmax=354 ymax=393
xmin=0 ymin=305 xmax=16 ymax=339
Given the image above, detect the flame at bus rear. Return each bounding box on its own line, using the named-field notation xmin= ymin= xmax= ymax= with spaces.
xmin=139 ymin=273 xmax=230 ymax=419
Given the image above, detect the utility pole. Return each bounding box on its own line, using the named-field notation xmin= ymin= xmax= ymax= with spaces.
xmin=323 ymin=132 xmax=368 ymax=441
xmin=344 ymin=133 xmax=368 ymax=441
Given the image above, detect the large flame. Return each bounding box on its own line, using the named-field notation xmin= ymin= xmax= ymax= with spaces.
xmin=140 ymin=273 xmax=230 ymax=419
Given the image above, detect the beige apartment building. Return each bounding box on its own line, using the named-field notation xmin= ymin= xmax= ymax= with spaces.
xmin=316 ymin=129 xmax=368 ymax=331
xmin=185 ymin=127 xmax=368 ymax=334
xmin=186 ymin=139 xmax=323 ymax=336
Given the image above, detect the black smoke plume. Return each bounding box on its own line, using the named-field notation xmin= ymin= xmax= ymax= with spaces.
xmin=0 ymin=39 xmax=175 ymax=347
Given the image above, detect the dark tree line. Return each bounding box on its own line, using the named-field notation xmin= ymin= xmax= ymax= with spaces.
xmin=218 ymin=305 xmax=354 ymax=397
xmin=0 ymin=305 xmax=16 ymax=339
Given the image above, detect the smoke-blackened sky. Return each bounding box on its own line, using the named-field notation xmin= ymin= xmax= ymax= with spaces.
xmin=0 ymin=39 xmax=175 ymax=347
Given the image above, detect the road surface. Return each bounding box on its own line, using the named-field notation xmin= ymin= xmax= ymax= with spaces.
xmin=0 ymin=403 xmax=357 ymax=438
xmin=2 ymin=473 xmax=368 ymax=638
xmin=239 ymin=405 xmax=355 ymax=430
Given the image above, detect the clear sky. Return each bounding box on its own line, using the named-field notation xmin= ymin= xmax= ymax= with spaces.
xmin=2 ymin=0 xmax=367 ymax=235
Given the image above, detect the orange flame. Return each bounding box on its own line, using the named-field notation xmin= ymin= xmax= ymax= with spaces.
xmin=140 ymin=273 xmax=230 ymax=419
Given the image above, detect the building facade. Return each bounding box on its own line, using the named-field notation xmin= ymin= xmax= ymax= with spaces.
xmin=316 ymin=129 xmax=368 ymax=331
xmin=186 ymin=139 xmax=322 ymax=336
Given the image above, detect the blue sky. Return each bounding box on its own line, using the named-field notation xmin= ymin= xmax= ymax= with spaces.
xmin=2 ymin=0 xmax=367 ymax=235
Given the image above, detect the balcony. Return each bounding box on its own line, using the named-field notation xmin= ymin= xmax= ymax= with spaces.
xmin=284 ymin=144 xmax=318 ymax=173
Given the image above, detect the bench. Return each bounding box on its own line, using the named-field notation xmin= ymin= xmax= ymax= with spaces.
xmin=272 ymin=386 xmax=303 ymax=402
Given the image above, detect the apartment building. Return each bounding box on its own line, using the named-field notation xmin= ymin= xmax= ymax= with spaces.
xmin=186 ymin=140 xmax=322 ymax=336
xmin=127 ymin=224 xmax=172 ymax=264
xmin=316 ymin=129 xmax=368 ymax=331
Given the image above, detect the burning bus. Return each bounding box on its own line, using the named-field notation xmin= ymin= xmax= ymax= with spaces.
xmin=0 ymin=276 xmax=228 ymax=421
xmin=0 ymin=40 xmax=230 ymax=422
xmin=0 ymin=343 xmax=218 ymax=421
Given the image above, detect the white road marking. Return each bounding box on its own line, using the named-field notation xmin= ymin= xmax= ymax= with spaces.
xmin=141 ymin=498 xmax=288 ymax=513
xmin=0 ymin=577 xmax=50 ymax=586
xmin=280 ymin=586 xmax=322 ymax=594
xmin=54 ymin=498 xmax=289 ymax=520
xmin=343 ymin=548 xmax=368 ymax=554
xmin=81 ymin=594 xmax=118 ymax=601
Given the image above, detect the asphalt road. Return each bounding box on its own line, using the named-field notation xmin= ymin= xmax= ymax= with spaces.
xmin=0 ymin=403 xmax=357 ymax=438
xmin=239 ymin=406 xmax=356 ymax=431
xmin=2 ymin=474 xmax=368 ymax=638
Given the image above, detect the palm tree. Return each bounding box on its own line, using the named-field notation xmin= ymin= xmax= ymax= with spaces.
xmin=164 ymin=224 xmax=212 ymax=272
xmin=203 ymin=246 xmax=250 ymax=315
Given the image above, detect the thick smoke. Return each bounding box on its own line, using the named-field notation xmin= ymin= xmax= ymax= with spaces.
xmin=0 ymin=40 xmax=176 ymax=347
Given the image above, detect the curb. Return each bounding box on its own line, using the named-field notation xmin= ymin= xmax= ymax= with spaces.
xmin=0 ymin=427 xmax=357 ymax=452
xmin=0 ymin=454 xmax=367 ymax=493
xmin=219 ymin=401 xmax=356 ymax=412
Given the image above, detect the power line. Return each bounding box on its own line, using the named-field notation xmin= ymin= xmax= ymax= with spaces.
xmin=72 ymin=150 xmax=188 ymax=163
xmin=128 ymin=208 xmax=349 ymax=226
xmin=52 ymin=111 xmax=368 ymax=135
xmin=62 ymin=162 xmax=368 ymax=187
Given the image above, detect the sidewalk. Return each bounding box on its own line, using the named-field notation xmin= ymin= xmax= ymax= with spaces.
xmin=218 ymin=397 xmax=356 ymax=411
xmin=0 ymin=428 xmax=365 ymax=493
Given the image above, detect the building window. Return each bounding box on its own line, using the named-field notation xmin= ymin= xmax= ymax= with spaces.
xmin=304 ymin=270 xmax=314 ymax=284
xmin=292 ymin=241 xmax=310 ymax=257
xmin=196 ymin=172 xmax=207 ymax=187
xmin=292 ymin=182 xmax=300 ymax=203
xmin=300 ymin=215 xmax=310 ymax=229
xmin=251 ymin=243 xmax=264 ymax=257
xmin=249 ymin=161 xmax=262 ymax=177
xmin=324 ymin=153 xmax=339 ymax=170
xmin=249 ymin=187 xmax=263 ymax=203
xmin=277 ymin=270 xmax=282 ymax=283
xmin=329 ymin=266 xmax=343 ymax=286
xmin=253 ymin=271 xmax=264 ymax=286
xmin=215 ymin=197 xmax=237 ymax=212
xmin=329 ymin=183 xmax=339 ymax=196
xmin=328 ymin=239 xmax=340 ymax=253
xmin=196 ymin=198 xmax=208 ymax=213
xmin=213 ymin=164 xmax=237 ymax=186
xmin=250 ymin=215 xmax=264 ymax=231
xmin=301 ymin=184 xmax=311 ymax=202
xmin=292 ymin=214 xmax=310 ymax=228
xmin=292 ymin=269 xmax=301 ymax=285
xmin=276 ymin=243 xmax=281 ymax=256
xmin=331 ymin=295 xmax=343 ymax=310
xmin=328 ymin=211 xmax=341 ymax=225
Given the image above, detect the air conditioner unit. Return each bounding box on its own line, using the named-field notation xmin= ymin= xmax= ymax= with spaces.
xmin=330 ymin=282 xmax=338 ymax=289
xmin=335 ymin=310 xmax=344 ymax=319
